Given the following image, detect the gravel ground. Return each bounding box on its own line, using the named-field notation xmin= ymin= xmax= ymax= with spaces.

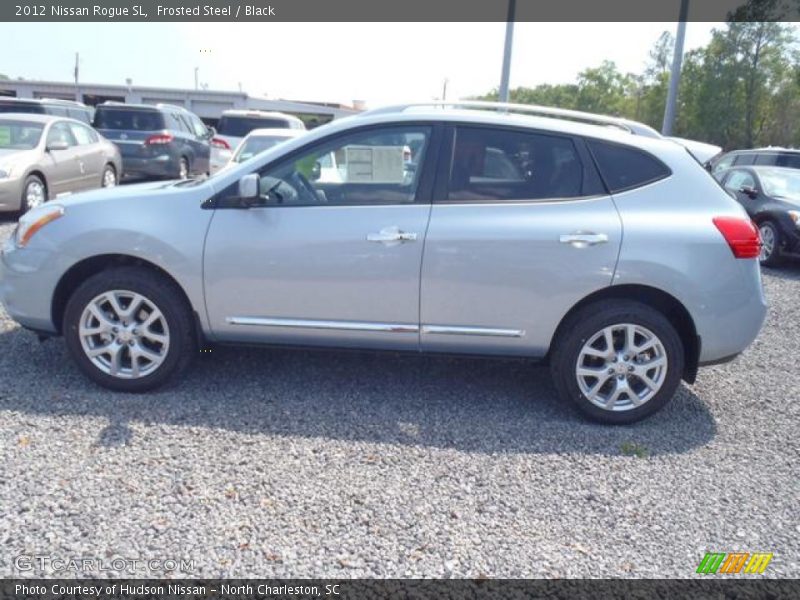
xmin=0 ymin=215 xmax=797 ymax=579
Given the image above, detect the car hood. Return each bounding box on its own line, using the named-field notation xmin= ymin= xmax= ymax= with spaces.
xmin=58 ymin=179 xmax=181 ymax=208
xmin=0 ymin=147 xmax=37 ymax=165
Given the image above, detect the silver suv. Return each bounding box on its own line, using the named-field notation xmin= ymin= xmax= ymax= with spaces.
xmin=0 ymin=102 xmax=767 ymax=424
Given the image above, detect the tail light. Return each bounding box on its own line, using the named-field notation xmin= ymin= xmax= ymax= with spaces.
xmin=144 ymin=133 xmax=174 ymax=145
xmin=211 ymin=137 xmax=231 ymax=150
xmin=713 ymin=217 xmax=761 ymax=259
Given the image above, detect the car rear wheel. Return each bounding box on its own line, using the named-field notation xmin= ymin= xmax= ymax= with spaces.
xmin=63 ymin=267 xmax=196 ymax=392
xmin=101 ymin=164 xmax=117 ymax=188
xmin=20 ymin=174 xmax=46 ymax=213
xmin=550 ymin=300 xmax=684 ymax=424
xmin=178 ymin=157 xmax=189 ymax=180
xmin=758 ymin=221 xmax=782 ymax=267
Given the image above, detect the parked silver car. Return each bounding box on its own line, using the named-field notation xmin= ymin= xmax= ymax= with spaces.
xmin=0 ymin=102 xmax=766 ymax=423
xmin=0 ymin=113 xmax=121 ymax=214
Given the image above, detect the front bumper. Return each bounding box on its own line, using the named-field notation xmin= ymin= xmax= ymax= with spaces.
xmin=0 ymin=236 xmax=60 ymax=333
xmin=0 ymin=176 xmax=24 ymax=212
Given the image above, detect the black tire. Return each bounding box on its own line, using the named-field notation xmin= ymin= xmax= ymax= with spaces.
xmin=550 ymin=300 xmax=684 ymax=424
xmin=757 ymin=220 xmax=783 ymax=268
xmin=63 ymin=267 xmax=196 ymax=392
xmin=19 ymin=174 xmax=47 ymax=214
xmin=101 ymin=163 xmax=117 ymax=188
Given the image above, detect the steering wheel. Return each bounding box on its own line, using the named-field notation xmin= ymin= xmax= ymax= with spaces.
xmin=290 ymin=171 xmax=320 ymax=204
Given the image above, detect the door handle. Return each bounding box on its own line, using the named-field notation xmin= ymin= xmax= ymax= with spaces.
xmin=367 ymin=226 xmax=418 ymax=244
xmin=559 ymin=232 xmax=609 ymax=247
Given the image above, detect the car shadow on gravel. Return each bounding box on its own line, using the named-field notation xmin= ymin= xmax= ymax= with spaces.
xmin=0 ymin=327 xmax=717 ymax=457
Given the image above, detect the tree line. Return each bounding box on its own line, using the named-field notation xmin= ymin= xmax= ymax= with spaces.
xmin=479 ymin=20 xmax=800 ymax=151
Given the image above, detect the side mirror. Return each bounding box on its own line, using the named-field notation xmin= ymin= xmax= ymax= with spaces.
xmin=238 ymin=173 xmax=261 ymax=204
xmin=740 ymin=185 xmax=758 ymax=198
xmin=47 ymin=140 xmax=69 ymax=152
xmin=206 ymin=126 xmax=216 ymax=139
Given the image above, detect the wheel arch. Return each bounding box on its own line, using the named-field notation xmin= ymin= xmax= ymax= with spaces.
xmin=51 ymin=254 xmax=196 ymax=336
xmin=550 ymin=284 xmax=700 ymax=383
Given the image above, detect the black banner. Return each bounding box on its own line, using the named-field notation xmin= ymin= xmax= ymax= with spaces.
xmin=2 ymin=579 xmax=800 ymax=600
xmin=3 ymin=0 xmax=800 ymax=23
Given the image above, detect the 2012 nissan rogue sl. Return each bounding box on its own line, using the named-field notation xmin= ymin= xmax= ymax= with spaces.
xmin=0 ymin=102 xmax=767 ymax=424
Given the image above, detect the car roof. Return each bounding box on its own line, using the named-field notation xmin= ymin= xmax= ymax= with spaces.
xmin=243 ymin=128 xmax=305 ymax=138
xmin=0 ymin=112 xmax=77 ymax=124
xmin=222 ymin=109 xmax=303 ymax=120
xmin=0 ymin=97 xmax=88 ymax=107
xmin=731 ymin=147 xmax=800 ymax=154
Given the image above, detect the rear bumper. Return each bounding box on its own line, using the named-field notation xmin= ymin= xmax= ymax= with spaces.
xmin=121 ymin=155 xmax=179 ymax=179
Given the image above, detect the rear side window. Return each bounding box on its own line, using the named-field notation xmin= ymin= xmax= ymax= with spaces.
xmin=775 ymin=153 xmax=800 ymax=169
xmin=217 ymin=116 xmax=291 ymax=137
xmin=587 ymin=140 xmax=670 ymax=193
xmin=448 ymin=126 xmax=585 ymax=201
xmin=94 ymin=108 xmax=165 ymax=131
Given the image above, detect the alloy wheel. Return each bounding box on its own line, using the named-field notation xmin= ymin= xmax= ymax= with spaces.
xmin=78 ymin=290 xmax=170 ymax=379
xmin=25 ymin=180 xmax=46 ymax=210
xmin=759 ymin=224 xmax=775 ymax=262
xmin=575 ymin=323 xmax=668 ymax=411
xmin=102 ymin=167 xmax=117 ymax=188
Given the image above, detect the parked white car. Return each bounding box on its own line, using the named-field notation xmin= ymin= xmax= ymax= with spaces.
xmin=210 ymin=110 xmax=305 ymax=174
xmin=227 ymin=128 xmax=305 ymax=167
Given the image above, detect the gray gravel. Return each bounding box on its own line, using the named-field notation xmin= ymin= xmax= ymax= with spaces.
xmin=0 ymin=215 xmax=798 ymax=579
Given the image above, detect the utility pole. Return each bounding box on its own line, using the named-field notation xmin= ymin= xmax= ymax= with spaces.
xmin=73 ymin=52 xmax=80 ymax=102
xmin=662 ymin=0 xmax=690 ymax=136
xmin=498 ymin=0 xmax=516 ymax=103
xmin=442 ymin=78 xmax=449 ymax=101
xmin=194 ymin=67 xmax=199 ymax=90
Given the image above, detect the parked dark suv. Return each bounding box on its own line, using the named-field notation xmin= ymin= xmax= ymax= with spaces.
xmin=710 ymin=147 xmax=800 ymax=174
xmin=0 ymin=97 xmax=94 ymax=124
xmin=93 ymin=102 xmax=212 ymax=180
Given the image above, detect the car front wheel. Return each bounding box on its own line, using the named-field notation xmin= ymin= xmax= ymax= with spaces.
xmin=551 ymin=301 xmax=684 ymax=424
xmin=63 ymin=267 xmax=196 ymax=392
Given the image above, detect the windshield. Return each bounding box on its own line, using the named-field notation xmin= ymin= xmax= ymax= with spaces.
xmin=0 ymin=120 xmax=44 ymax=150
xmin=218 ymin=116 xmax=292 ymax=137
xmin=759 ymin=169 xmax=800 ymax=202
xmin=94 ymin=108 xmax=165 ymax=131
xmin=233 ymin=135 xmax=292 ymax=162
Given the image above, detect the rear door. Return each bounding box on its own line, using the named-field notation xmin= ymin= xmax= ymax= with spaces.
xmin=419 ymin=124 xmax=622 ymax=356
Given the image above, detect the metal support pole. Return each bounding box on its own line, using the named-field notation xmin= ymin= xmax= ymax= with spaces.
xmin=499 ymin=0 xmax=516 ymax=102
xmin=662 ymin=0 xmax=690 ymax=136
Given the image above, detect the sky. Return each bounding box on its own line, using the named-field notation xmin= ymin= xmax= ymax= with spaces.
xmin=0 ymin=22 xmax=723 ymax=107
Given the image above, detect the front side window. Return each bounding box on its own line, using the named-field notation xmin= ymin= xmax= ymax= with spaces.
xmin=448 ymin=127 xmax=584 ymax=201
xmin=734 ymin=153 xmax=756 ymax=166
xmin=46 ymin=122 xmax=78 ymax=147
xmin=587 ymin=139 xmax=670 ymax=193
xmin=69 ymin=122 xmax=98 ymax=145
xmin=252 ymin=127 xmax=430 ymax=206
xmin=724 ymin=170 xmax=756 ymax=192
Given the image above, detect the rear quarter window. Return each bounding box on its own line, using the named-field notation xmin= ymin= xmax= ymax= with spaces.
xmin=587 ymin=139 xmax=671 ymax=193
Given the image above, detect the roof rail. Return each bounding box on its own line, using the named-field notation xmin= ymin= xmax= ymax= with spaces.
xmin=360 ymin=100 xmax=661 ymax=138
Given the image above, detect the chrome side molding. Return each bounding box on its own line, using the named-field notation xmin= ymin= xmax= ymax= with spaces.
xmin=421 ymin=325 xmax=525 ymax=338
xmin=226 ymin=317 xmax=419 ymax=333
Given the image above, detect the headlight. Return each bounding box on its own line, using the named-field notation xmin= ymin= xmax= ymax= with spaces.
xmin=788 ymin=210 xmax=800 ymax=228
xmin=15 ymin=204 xmax=65 ymax=248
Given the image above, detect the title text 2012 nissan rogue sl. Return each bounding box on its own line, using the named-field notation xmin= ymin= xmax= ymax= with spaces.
xmin=0 ymin=102 xmax=767 ymax=424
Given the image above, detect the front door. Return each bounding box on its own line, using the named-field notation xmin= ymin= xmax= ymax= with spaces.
xmin=43 ymin=121 xmax=83 ymax=196
xmin=203 ymin=124 xmax=438 ymax=350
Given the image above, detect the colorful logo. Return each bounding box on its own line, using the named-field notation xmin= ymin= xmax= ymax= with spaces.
xmin=696 ymin=552 xmax=773 ymax=574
